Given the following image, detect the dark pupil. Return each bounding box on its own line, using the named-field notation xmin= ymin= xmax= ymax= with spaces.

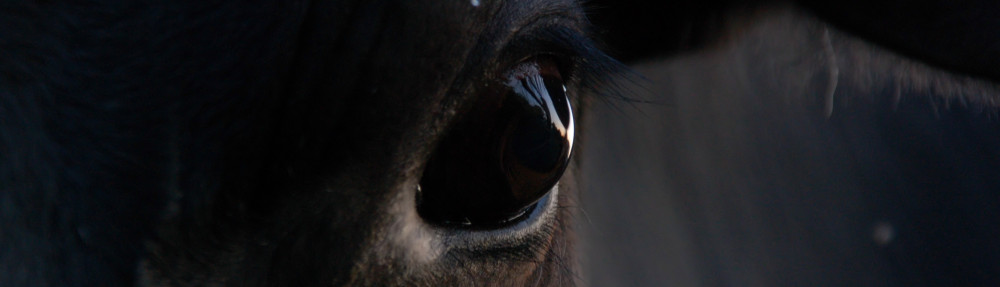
xmin=417 ymin=59 xmax=574 ymax=227
xmin=502 ymin=64 xmax=574 ymax=202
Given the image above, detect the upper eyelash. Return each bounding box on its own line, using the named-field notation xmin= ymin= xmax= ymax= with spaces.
xmin=509 ymin=24 xmax=653 ymax=107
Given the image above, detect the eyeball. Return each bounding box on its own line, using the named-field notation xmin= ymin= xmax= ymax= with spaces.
xmin=418 ymin=57 xmax=574 ymax=228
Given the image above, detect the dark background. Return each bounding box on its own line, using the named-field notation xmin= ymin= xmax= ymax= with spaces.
xmin=578 ymin=1 xmax=1000 ymax=286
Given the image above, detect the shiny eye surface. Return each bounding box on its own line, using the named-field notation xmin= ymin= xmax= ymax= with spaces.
xmin=418 ymin=57 xmax=574 ymax=228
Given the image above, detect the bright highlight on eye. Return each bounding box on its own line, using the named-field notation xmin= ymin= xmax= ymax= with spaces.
xmin=417 ymin=57 xmax=574 ymax=228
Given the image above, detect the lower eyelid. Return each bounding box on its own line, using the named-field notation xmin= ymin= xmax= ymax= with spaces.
xmin=438 ymin=187 xmax=560 ymax=252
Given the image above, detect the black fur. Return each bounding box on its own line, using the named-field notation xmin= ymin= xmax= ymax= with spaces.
xmin=1 ymin=0 xmax=624 ymax=286
xmin=7 ymin=0 xmax=1000 ymax=286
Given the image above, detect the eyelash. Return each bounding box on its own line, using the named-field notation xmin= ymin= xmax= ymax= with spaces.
xmin=503 ymin=24 xmax=645 ymax=108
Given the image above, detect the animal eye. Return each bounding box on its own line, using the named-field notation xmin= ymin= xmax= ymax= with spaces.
xmin=418 ymin=57 xmax=574 ymax=228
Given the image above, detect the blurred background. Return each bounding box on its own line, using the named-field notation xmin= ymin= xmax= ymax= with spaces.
xmin=578 ymin=1 xmax=1000 ymax=286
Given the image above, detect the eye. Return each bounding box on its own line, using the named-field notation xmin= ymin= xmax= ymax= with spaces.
xmin=418 ymin=57 xmax=574 ymax=228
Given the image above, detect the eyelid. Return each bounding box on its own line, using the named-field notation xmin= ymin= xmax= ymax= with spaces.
xmin=497 ymin=20 xmax=598 ymax=78
xmin=496 ymin=21 xmax=631 ymax=102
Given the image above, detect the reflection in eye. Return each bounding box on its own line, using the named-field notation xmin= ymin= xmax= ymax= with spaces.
xmin=502 ymin=60 xmax=574 ymax=208
xmin=418 ymin=58 xmax=574 ymax=228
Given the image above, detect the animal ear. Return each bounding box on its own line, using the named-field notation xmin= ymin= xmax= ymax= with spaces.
xmin=583 ymin=0 xmax=740 ymax=62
